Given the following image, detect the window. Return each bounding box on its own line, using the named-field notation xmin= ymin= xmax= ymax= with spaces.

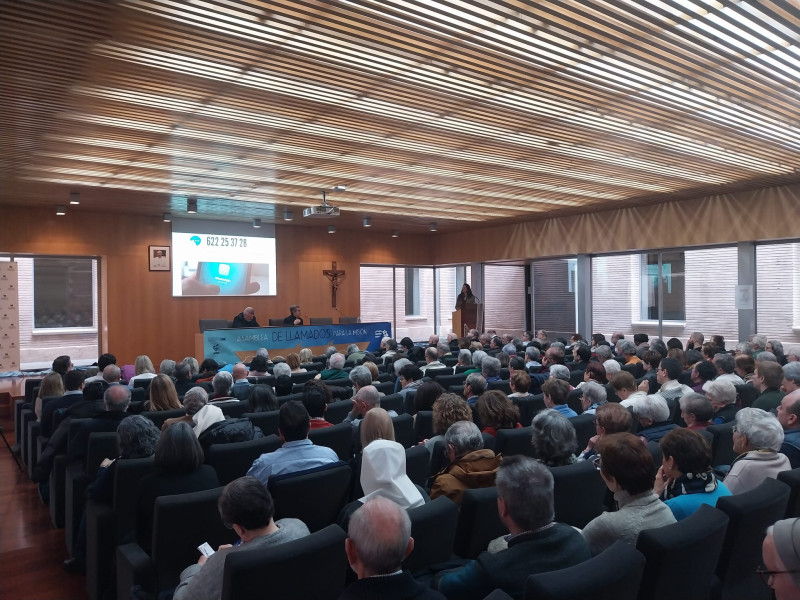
xmin=405 ymin=268 xmax=420 ymax=316
xmin=640 ymin=252 xmax=685 ymax=321
xmin=33 ymin=257 xmax=95 ymax=329
xmin=532 ymin=258 xmax=577 ymax=336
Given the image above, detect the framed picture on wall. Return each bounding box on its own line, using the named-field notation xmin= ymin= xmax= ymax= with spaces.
xmin=149 ymin=245 xmax=170 ymax=271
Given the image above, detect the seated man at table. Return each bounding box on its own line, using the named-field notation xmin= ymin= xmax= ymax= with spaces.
xmin=246 ymin=401 xmax=338 ymax=485
xmin=283 ymin=304 xmax=304 ymax=326
xmin=431 ymin=456 xmax=590 ymax=599
xmin=232 ymin=306 xmax=260 ymax=328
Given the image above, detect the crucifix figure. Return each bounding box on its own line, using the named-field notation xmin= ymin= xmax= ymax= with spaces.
xmin=323 ymin=261 xmax=346 ymax=308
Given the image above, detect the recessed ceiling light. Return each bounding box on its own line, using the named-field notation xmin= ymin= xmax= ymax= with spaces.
xmin=253 ymin=218 xmax=262 ymax=228
xmin=56 ymin=205 xmax=66 ymax=216
xmin=163 ymin=213 xmax=172 ymax=222
xmin=363 ymin=217 xmax=371 ymax=227
xmin=328 ymin=225 xmax=336 ymax=234
xmin=283 ymin=209 xmax=294 ymax=221
xmin=391 ymin=229 xmax=399 ymax=238
xmin=187 ymin=197 xmax=197 ymax=213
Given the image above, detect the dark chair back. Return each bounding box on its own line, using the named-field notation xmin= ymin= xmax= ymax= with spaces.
xmin=338 ymin=316 xmax=360 ymax=324
xmin=777 ymin=467 xmax=800 ymax=518
xmin=268 ymin=462 xmax=352 ymax=532
xmin=290 ymin=371 xmax=318 ymax=384
xmin=243 ymin=410 xmax=280 ymax=436
xmin=392 ymin=413 xmax=415 ymax=448
xmin=494 ymin=426 xmax=535 ymax=458
xmin=324 ymin=399 xmax=353 ymax=425
xmin=569 ymin=370 xmax=585 ymax=387
xmin=85 ymin=432 xmax=119 ymax=478
xmin=525 ymin=540 xmax=646 ymax=600
xmin=706 ymin=422 xmax=737 ymax=466
xmin=734 ymin=384 xmax=759 ymax=408
xmin=218 ymin=400 xmax=249 ymax=418
xmin=429 ymin=439 xmax=450 ymax=479
xmin=488 ymin=380 xmax=511 ymax=395
xmin=453 ymin=486 xmax=507 ymax=559
xmin=425 ymin=368 xmax=454 ymax=381
xmin=402 ymin=389 xmax=418 ymax=415
xmin=436 ymin=373 xmax=468 ymax=389
xmin=405 ymin=496 xmax=459 ymax=573
xmin=381 ymin=392 xmax=404 ymax=415
xmin=309 ymin=317 xmax=333 ymax=325
xmin=714 ymin=477 xmax=791 ymax=600
xmin=637 ymin=503 xmax=729 ymax=600
xmin=221 ymin=524 xmax=347 ymax=600
xmin=569 ymin=413 xmax=597 ymax=451
xmin=151 ymin=487 xmax=234 ymax=592
xmin=141 ymin=407 xmax=185 ymax=429
xmin=413 ymin=410 xmax=434 ymax=443
xmin=513 ymin=394 xmax=546 ymax=427
xmin=622 ymin=363 xmax=644 ymax=379
xmin=567 ymin=389 xmax=584 ymax=415
xmin=374 ymin=381 xmax=394 ymax=395
xmin=308 ymin=422 xmax=352 ymax=461
xmin=268 ymin=318 xmax=284 ymax=326
xmin=550 ymin=461 xmax=607 ymax=528
xmin=113 ymin=457 xmax=157 ymax=543
xmin=205 ymin=435 xmax=282 ymax=485
xmin=405 ymin=444 xmax=430 ymax=487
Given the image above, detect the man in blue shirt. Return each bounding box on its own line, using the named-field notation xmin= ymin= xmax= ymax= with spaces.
xmin=247 ymin=401 xmax=338 ymax=484
xmin=463 ymin=373 xmax=487 ymax=407
xmin=542 ymin=378 xmax=577 ymax=418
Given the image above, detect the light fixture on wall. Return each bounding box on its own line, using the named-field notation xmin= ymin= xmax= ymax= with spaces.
xmin=69 ymin=191 xmax=80 ymax=205
xmin=56 ymin=205 xmax=66 ymax=216
xmin=328 ymin=225 xmax=336 ymax=234
xmin=283 ymin=209 xmax=294 ymax=221
xmin=391 ymin=229 xmax=399 ymax=238
xmin=252 ymin=218 xmax=262 ymax=228
xmin=362 ymin=217 xmax=371 ymax=227
xmin=163 ymin=213 xmax=172 ymax=222
xmin=429 ymin=222 xmax=437 ymax=232
xmin=187 ymin=197 xmax=197 ymax=213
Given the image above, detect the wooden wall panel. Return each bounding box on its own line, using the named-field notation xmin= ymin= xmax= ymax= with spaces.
xmin=0 ymin=206 xmax=432 ymax=366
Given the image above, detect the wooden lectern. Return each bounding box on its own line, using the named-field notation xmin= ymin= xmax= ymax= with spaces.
xmin=453 ymin=303 xmax=478 ymax=337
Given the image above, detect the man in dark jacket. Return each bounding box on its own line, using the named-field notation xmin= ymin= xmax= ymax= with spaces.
xmin=431 ymin=456 xmax=590 ymax=600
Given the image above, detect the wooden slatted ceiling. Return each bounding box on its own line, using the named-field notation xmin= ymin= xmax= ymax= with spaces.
xmin=1 ymin=0 xmax=798 ymax=233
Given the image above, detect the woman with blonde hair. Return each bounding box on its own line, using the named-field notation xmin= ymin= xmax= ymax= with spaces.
xmin=360 ymin=407 xmax=395 ymax=449
xmin=145 ymin=374 xmax=182 ymax=412
xmin=128 ymin=355 xmax=157 ymax=388
xmin=35 ymin=372 xmax=65 ymax=420
xmin=298 ymin=348 xmax=314 ymax=364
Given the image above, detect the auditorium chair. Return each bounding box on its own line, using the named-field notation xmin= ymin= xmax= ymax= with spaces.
xmin=488 ymin=380 xmax=511 ymax=395
xmin=205 ymin=435 xmax=282 ymax=485
xmin=568 ymin=370 xmax=585 ymax=387
xmin=525 ymin=540 xmax=646 ymax=600
xmin=392 ymin=413 xmax=415 ymax=448
xmin=217 ymin=399 xmax=249 ymax=418
xmin=734 ymin=384 xmax=759 ymax=409
xmin=512 ymin=394 xmax=546 ymax=428
xmin=401 ymin=389 xmax=418 ymax=415
xmin=405 ymin=444 xmax=431 ymax=488
xmin=777 ymin=467 xmax=800 ymax=518
xmin=706 ymin=422 xmax=737 ymax=467
xmin=117 ymin=487 xmax=233 ymax=600
xmin=405 ymin=496 xmax=459 ymax=573
xmin=140 ymin=407 xmax=185 ymax=429
xmin=48 ymin=417 xmax=89 ymax=528
xmin=381 ymin=392 xmax=404 ymax=415
xmin=268 ymin=461 xmax=352 ymax=532
xmin=568 ymin=413 xmax=596 ymax=451
xmin=268 ymin=318 xmax=284 ymax=326
xmin=549 ymin=460 xmax=606 ymax=528
xmin=712 ymin=477 xmax=791 ymax=600
xmin=493 ymin=427 xmax=535 ymax=458
xmin=453 ymin=487 xmax=507 ymax=559
xmin=566 ymin=389 xmax=584 ymax=415
xmin=636 ymin=504 xmax=729 ymax=600
xmin=374 ymin=380 xmax=394 ymax=395
xmin=85 ymin=456 xmax=156 ymax=600
xmin=324 ymin=399 xmax=353 ymax=425
xmin=220 ymin=524 xmax=348 ymax=600
xmin=338 ymin=316 xmax=360 ymax=323
xmin=436 ymin=373 xmax=468 ymax=389
xmin=424 ymin=367 xmax=454 ymax=381
xmin=309 ymin=317 xmax=333 ymax=325
xmin=243 ymin=410 xmax=279 ymax=436
xmin=413 ymin=411 xmax=434 ymax=444
xmin=65 ymin=432 xmax=118 ymax=556
xmin=308 ymin=422 xmax=352 ymax=461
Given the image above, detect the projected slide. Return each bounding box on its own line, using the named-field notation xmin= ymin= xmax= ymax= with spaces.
xmin=171 ymin=220 xmax=277 ymax=297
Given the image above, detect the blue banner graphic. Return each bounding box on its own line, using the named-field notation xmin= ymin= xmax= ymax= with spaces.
xmin=203 ymin=322 xmax=392 ymax=365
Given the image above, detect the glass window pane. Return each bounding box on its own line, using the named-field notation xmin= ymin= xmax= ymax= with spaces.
xmin=33 ymin=257 xmax=94 ymax=328
xmin=484 ymin=265 xmax=526 ymax=335
xmin=532 ymin=259 xmax=576 ymax=338
xmin=404 ymin=268 xmax=420 ymax=316
xmin=436 ymin=266 xmax=470 ymax=337
xmin=756 ymin=242 xmax=800 ymax=350
xmin=641 ymin=252 xmax=685 ymax=321
xmin=360 ymin=266 xmax=395 ymax=330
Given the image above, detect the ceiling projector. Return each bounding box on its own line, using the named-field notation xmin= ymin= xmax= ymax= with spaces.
xmin=303 ymin=187 xmax=344 ymax=218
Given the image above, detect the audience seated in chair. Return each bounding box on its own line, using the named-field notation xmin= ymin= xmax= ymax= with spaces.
xmin=580 ymin=432 xmax=675 ymax=555
xmin=430 ymin=421 xmax=501 ymax=507
xmin=341 ymin=496 xmax=445 ymax=600
xmin=724 ymin=407 xmax=790 ymax=494
xmin=431 ymin=456 xmax=591 ymax=600
xmin=173 ymin=477 xmax=310 ymax=600
xmin=530 ymin=409 xmax=578 ymax=467
xmin=577 ymin=402 xmax=631 ymax=462
xmin=761 ymin=518 xmax=800 ymax=600
xmin=778 ymin=390 xmax=800 ymax=469
xmin=246 ymin=401 xmax=338 ymax=485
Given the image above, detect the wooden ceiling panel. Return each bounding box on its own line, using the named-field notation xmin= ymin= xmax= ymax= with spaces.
xmin=1 ymin=0 xmax=798 ymax=234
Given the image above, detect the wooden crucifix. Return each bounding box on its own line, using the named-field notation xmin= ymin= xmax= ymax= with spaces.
xmin=322 ymin=261 xmax=346 ymax=308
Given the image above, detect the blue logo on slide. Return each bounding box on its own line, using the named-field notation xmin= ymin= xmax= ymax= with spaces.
xmin=190 ymin=236 xmax=201 ymax=245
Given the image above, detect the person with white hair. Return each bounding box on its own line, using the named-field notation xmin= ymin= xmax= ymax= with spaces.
xmin=706 ymin=379 xmax=739 ymax=424
xmin=761 ymin=518 xmax=800 ymax=600
xmin=342 ymin=496 xmax=446 ymax=600
xmin=548 ymin=364 xmax=572 ymax=387
xmin=783 ymin=363 xmax=800 ymax=394
xmin=602 ymin=359 xmax=621 ymax=378
xmin=580 ymin=380 xmax=607 ymax=415
xmin=316 ymin=352 xmax=348 ymax=380
xmin=724 ymin=407 xmax=790 ymax=494
xmin=634 ymin=395 xmax=677 ymax=443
